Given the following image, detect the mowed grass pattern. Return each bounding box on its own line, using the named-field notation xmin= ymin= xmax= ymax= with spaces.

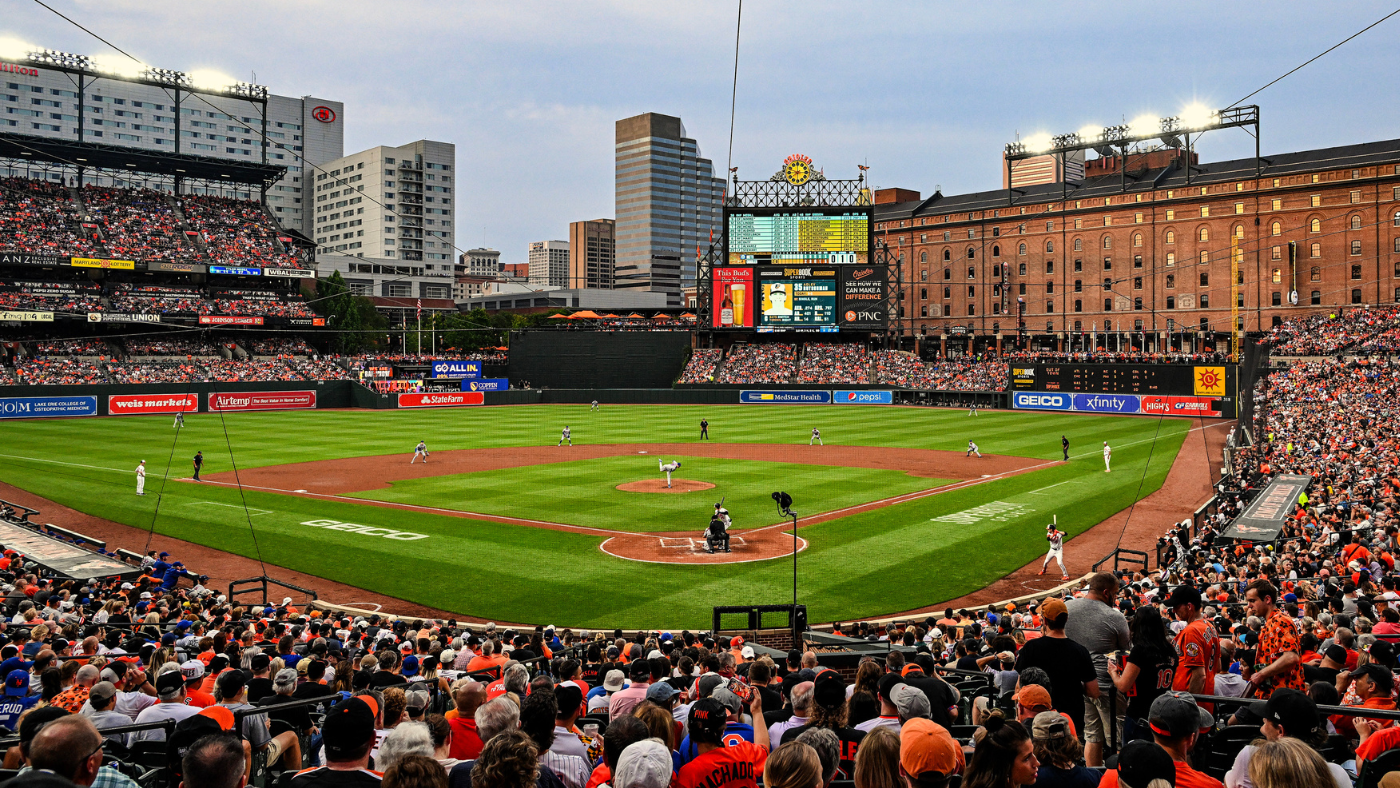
xmin=348 ymin=456 xmax=948 ymax=532
xmin=0 ymin=405 xmax=1195 ymax=627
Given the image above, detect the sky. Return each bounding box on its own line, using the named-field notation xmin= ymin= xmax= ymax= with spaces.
xmin=7 ymin=1 xmax=1400 ymax=265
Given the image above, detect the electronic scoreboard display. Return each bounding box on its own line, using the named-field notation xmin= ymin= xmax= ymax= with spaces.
xmin=755 ymin=266 xmax=838 ymax=331
xmin=1009 ymin=363 xmax=1237 ymax=417
xmin=726 ymin=208 xmax=871 ymax=266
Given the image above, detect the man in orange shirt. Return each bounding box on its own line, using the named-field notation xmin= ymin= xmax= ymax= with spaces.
xmin=1098 ymin=692 xmax=1221 ymax=788
xmin=1245 ymin=579 xmax=1305 ymax=698
xmin=676 ymin=694 xmax=769 ymax=788
xmin=1332 ymin=664 xmax=1397 ymax=738
xmin=1168 ymin=586 xmax=1220 ymax=705
xmin=466 ymin=639 xmax=508 ymax=677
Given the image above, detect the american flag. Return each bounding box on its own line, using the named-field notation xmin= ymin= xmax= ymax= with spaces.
xmin=416 ymin=298 xmax=422 ymax=321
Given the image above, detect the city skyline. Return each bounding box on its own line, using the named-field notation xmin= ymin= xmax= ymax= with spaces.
xmin=7 ymin=1 xmax=1400 ymax=271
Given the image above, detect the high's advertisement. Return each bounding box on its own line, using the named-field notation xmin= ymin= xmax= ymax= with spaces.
xmin=108 ymin=394 xmax=199 ymax=416
xmin=208 ymin=391 xmax=316 ymax=412
xmin=0 ymin=396 xmax=98 ymax=419
xmin=712 ymin=266 xmax=754 ymax=328
xmin=1140 ymin=395 xmax=1222 ymax=417
xmin=398 ymin=392 xmax=485 ymax=408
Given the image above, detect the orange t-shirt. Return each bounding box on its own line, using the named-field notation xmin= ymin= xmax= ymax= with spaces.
xmin=1172 ymin=619 xmax=1218 ymax=696
xmin=1098 ymin=762 xmax=1222 ymax=788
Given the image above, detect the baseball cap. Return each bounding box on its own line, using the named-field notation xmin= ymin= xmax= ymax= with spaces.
xmin=688 ymin=697 xmax=728 ymax=739
xmin=899 ymin=718 xmax=962 ymax=778
xmin=1248 ymin=689 xmax=1319 ymax=739
xmin=645 ymin=682 xmax=679 ymax=703
xmin=89 ymin=681 xmax=118 ymax=702
xmin=156 ymin=671 xmax=186 ymax=695
xmin=1148 ymin=691 xmax=1214 ymax=737
xmin=740 ymin=646 xmax=755 ymax=659
xmin=614 ymin=739 xmax=673 ymax=788
xmin=813 ymin=670 xmax=846 ymax=710
xmin=730 ymin=636 xmax=744 ymax=648
xmin=1031 ymin=710 xmax=1070 ymax=740
xmin=554 ymin=683 xmax=584 ymax=716
xmin=1166 ymin=585 xmax=1203 ymax=608
xmin=696 ymin=673 xmax=727 ymax=699
xmin=629 ymin=660 xmax=650 ymax=680
xmin=1040 ymin=598 xmax=1068 ymax=626
xmin=216 ymin=668 xmax=249 ymax=699
xmin=603 ymin=669 xmax=625 ymax=692
xmin=1324 ymin=644 xmax=1348 ymax=664
xmin=402 ymin=655 xmax=419 ymax=677
xmin=180 ymin=660 xmax=206 ymax=681
xmin=1013 ymin=685 xmax=1053 ymax=711
xmin=891 ymin=683 xmax=930 ymax=721
xmin=323 ymin=697 xmax=376 ymax=759
xmin=4 ymin=670 xmax=28 ymax=696
xmin=878 ymin=672 xmax=906 ymax=702
xmin=1118 ymin=740 xmax=1176 ymax=787
xmin=250 ymin=653 xmax=270 ymax=672
xmin=712 ymin=687 xmax=742 ymax=715
xmin=197 ymin=705 xmax=235 ymax=731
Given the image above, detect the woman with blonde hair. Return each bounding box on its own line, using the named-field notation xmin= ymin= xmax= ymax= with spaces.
xmin=1246 ymin=737 xmax=1337 ymax=788
xmin=853 ymin=725 xmax=900 ymax=788
xmin=764 ymin=741 xmax=822 ymax=788
xmin=630 ymin=701 xmax=677 ymax=750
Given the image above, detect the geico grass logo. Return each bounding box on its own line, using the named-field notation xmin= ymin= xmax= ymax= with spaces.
xmin=300 ymin=519 xmax=428 ymax=541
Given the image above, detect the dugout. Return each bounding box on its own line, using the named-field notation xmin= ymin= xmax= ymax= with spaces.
xmin=506 ymin=331 xmax=691 ymax=389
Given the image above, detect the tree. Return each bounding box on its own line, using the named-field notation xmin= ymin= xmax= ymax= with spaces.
xmin=314 ymin=271 xmax=388 ymax=354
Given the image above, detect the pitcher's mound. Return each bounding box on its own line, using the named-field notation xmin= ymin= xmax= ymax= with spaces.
xmin=617 ymin=479 xmax=716 ymax=494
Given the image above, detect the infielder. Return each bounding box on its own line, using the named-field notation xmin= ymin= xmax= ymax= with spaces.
xmin=1103 ymin=441 xmax=1112 ymax=473
xmin=558 ymin=426 xmax=572 ymax=446
xmin=967 ymin=440 xmax=981 ymax=458
xmin=809 ymin=428 xmax=822 ymax=446
xmin=411 ymin=440 xmax=429 ymax=464
xmin=969 ymin=405 xmax=978 ymax=417
xmin=135 ymin=460 xmax=146 ymax=496
xmin=1039 ymin=521 xmax=1069 ymax=579
xmin=659 ymin=459 xmax=681 ymax=488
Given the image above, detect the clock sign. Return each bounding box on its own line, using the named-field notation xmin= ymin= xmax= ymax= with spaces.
xmin=782 ymin=154 xmax=814 ymax=186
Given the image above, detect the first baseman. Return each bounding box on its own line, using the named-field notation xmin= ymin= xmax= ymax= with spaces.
xmin=135 ymin=460 xmax=146 ymax=495
xmin=559 ymin=426 xmax=572 ymax=446
xmin=411 ymin=440 xmax=429 ymax=463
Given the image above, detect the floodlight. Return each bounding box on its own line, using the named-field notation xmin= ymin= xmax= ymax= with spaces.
xmin=1077 ymin=124 xmax=1103 ymax=143
xmin=1178 ymin=103 xmax=1217 ymax=131
xmin=1024 ymin=133 xmax=1053 ymax=154
xmin=91 ymin=55 xmax=145 ymax=79
xmin=187 ymin=69 xmax=234 ymax=92
xmin=0 ymin=37 xmax=33 ymax=61
xmin=1128 ymin=114 xmax=1159 ymax=137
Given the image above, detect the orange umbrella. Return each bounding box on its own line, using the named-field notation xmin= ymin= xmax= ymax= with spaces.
xmin=680 ymin=312 xmax=696 ymax=319
xmin=567 ymin=310 xmax=602 ymax=319
xmin=548 ymin=313 xmax=569 ymax=318
xmin=626 ymin=313 xmax=646 ymax=318
xmin=601 ymin=313 xmax=622 ymax=318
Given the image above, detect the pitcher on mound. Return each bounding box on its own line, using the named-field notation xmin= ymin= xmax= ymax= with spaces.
xmin=659 ymin=459 xmax=681 ymax=488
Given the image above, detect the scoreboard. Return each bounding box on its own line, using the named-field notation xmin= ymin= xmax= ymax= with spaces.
xmin=726 ymin=209 xmax=870 ymax=266
xmin=1009 ymin=363 xmax=1236 ymax=418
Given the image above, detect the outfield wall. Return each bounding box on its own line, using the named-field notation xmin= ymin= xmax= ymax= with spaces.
xmin=506 ymin=332 xmax=692 ymax=389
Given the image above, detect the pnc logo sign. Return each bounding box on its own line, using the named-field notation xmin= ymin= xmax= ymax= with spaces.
xmin=311 ymin=105 xmax=336 ymax=123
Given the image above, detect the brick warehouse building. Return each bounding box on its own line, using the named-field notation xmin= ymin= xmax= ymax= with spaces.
xmin=871 ymin=137 xmax=1400 ymax=356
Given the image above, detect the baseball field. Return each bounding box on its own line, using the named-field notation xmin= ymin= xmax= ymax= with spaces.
xmin=0 ymin=404 xmax=1193 ymax=628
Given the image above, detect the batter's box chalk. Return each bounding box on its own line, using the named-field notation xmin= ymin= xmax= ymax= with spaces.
xmin=658 ymin=538 xmax=693 ymax=549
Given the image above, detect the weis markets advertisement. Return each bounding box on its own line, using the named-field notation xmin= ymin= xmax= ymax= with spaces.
xmin=207 ymin=391 xmax=317 ymax=412
xmin=108 ymin=394 xmax=198 ymax=416
xmin=399 ymin=392 xmax=485 ymax=408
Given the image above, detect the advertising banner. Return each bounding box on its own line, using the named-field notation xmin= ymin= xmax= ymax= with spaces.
xmin=1193 ymin=366 xmax=1227 ymax=396
xmin=1218 ymin=474 xmax=1313 ymax=543
xmin=0 ymin=311 xmax=53 ymax=322
xmin=285 ymin=317 xmax=327 ymax=327
xmin=199 ymin=316 xmax=265 ymax=325
xmin=5 ymin=281 xmax=85 ymax=296
xmin=208 ymin=391 xmax=316 ymax=412
xmin=108 ymin=393 xmax=199 ymax=416
xmin=1140 ymin=395 xmax=1222 ymax=417
xmin=1071 ymin=393 xmax=1142 ymax=414
xmin=147 ymin=262 xmax=207 ymax=274
xmin=398 ymin=391 xmax=485 ymax=408
xmin=1011 ymin=391 xmax=1072 ymax=411
xmin=461 ymin=378 xmax=509 ymax=392
xmin=739 ymin=390 xmax=832 ymax=404
xmin=756 ymin=266 xmax=838 ymax=331
xmin=0 ymin=252 xmax=62 ymax=267
xmin=838 ymin=267 xmax=887 ymax=328
xmin=431 ymin=360 xmax=482 ymax=379
xmin=88 ymin=313 xmax=161 ymax=324
xmin=712 ymin=266 xmax=754 ymax=328
xmin=69 ymin=257 xmax=135 ymax=270
xmin=208 ymin=266 xmax=262 ymax=276
xmin=0 ymin=396 xmax=97 ymax=419
xmin=263 ymin=268 xmax=315 ymax=278
xmin=833 ymin=390 xmax=893 ymax=404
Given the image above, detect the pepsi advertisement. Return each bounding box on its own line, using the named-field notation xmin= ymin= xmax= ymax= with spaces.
xmin=432 ymin=360 xmax=482 ymax=379
xmin=461 ymin=378 xmax=509 ymax=392
xmin=833 ymin=390 xmax=893 ymax=405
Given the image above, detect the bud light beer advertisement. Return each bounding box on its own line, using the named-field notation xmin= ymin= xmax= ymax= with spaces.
xmin=712 ymin=266 xmax=753 ymax=328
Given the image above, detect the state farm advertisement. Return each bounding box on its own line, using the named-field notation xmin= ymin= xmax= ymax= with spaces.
xmin=199 ymin=315 xmax=265 ymax=325
xmin=108 ymin=393 xmax=198 ymax=416
xmin=1140 ymin=395 xmax=1221 ymax=417
xmin=207 ymin=391 xmax=317 ymax=412
xmin=398 ymin=392 xmax=484 ymax=408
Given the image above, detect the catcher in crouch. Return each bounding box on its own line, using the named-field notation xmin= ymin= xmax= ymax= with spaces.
xmin=706 ymin=503 xmax=732 ymax=553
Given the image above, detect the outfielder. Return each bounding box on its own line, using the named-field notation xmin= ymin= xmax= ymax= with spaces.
xmin=411 ymin=440 xmax=429 ymax=464
xmin=135 ymin=460 xmax=146 ymax=496
xmin=809 ymin=428 xmax=822 ymax=446
xmin=173 ymin=412 xmax=184 ymax=429
xmin=1039 ymin=519 xmax=1069 ymax=579
xmin=659 ymin=459 xmax=681 ymax=488
xmin=558 ymin=426 xmax=572 ymax=446
xmin=1103 ymin=441 xmax=1112 ymax=473
xmin=590 ymin=400 xmax=599 ymax=411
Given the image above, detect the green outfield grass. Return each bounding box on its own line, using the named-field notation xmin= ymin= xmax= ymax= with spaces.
xmin=0 ymin=405 xmax=1197 ymax=627
xmin=346 ymin=456 xmax=948 ymax=532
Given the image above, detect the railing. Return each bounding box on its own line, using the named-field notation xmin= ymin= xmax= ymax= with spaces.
xmin=1093 ymin=547 xmax=1149 ymax=573
xmin=0 ymin=499 xmax=39 ymax=523
xmin=229 ymin=576 xmax=319 ymax=608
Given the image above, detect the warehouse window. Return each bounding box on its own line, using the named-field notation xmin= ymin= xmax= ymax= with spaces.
xmin=1311 ymin=290 xmax=1321 ymax=305
xmin=1272 ymin=292 xmax=1282 ymax=306
xmin=1353 ymin=264 xmax=1363 ymax=279
xmin=1104 ymin=298 xmax=1113 ymax=311
xmin=1074 ymin=280 xmax=1083 ymax=292
xmin=1166 ymin=296 xmax=1176 ymax=309
xmin=1311 ymin=217 xmax=1321 ymax=232
xmin=1166 ymin=275 xmax=1175 ymax=289
xmin=1199 ymin=227 xmax=1209 ymax=241
xmin=1046 ymin=240 xmax=1054 ymax=253
xmin=1165 ymin=230 xmax=1175 ymax=244
xmin=1353 ymin=289 xmax=1363 ymax=304
xmin=1200 ymin=273 xmax=1210 ymax=286
xmin=1019 ymin=243 xmax=1027 ymax=255
xmin=1133 ymin=233 xmax=1142 ymax=247
xmin=1352 ymin=240 xmax=1363 ymax=256
xmin=1352 ymin=214 xmax=1362 ymax=230
xmin=1074 ymin=300 xmax=1082 ymax=312
xmin=1311 ymin=243 xmax=1321 ymax=258
xmin=1311 ymin=266 xmax=1321 ymax=282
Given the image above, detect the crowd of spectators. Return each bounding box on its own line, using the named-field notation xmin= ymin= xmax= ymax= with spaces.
xmin=108 ymin=284 xmax=208 ymax=316
xmin=1266 ymin=306 xmax=1400 ymax=356
xmin=797 ymin=344 xmax=870 ymax=385
xmin=871 ymin=352 xmax=1009 ymax=391
xmin=11 ymin=359 xmax=111 ymax=385
xmin=248 ymin=337 xmax=316 ymax=356
xmin=0 ymin=285 xmax=105 ymax=315
xmin=79 ymin=185 xmax=188 ymax=262
xmin=873 ymin=350 xmax=937 ymax=388
xmin=0 ymin=177 xmax=99 ymax=257
xmin=717 ymin=344 xmax=796 ymax=384
xmin=5 ymin=357 xmax=356 ymax=385
xmin=180 ymin=193 xmax=305 ymax=269
xmin=677 ymin=349 xmax=723 ymax=384
xmin=124 ymin=337 xmax=221 ymax=357
xmin=211 ymin=298 xmax=316 ymax=318
xmin=33 ymin=338 xmax=109 ymax=357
